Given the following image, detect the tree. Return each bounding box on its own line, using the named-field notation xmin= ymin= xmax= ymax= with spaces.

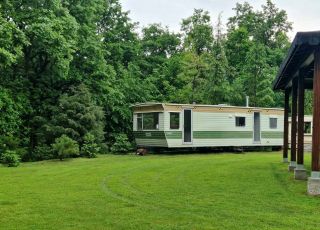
xmin=203 ymin=15 xmax=231 ymax=104
xmin=0 ymin=88 xmax=23 ymax=136
xmin=181 ymin=9 xmax=214 ymax=55
xmin=1 ymin=0 xmax=79 ymax=153
xmin=63 ymin=0 xmax=114 ymax=99
xmin=38 ymin=84 xmax=105 ymax=148
xmin=225 ymin=26 xmax=252 ymax=76
xmin=142 ymin=24 xmax=181 ymax=59
xmin=0 ymin=11 xmax=27 ymax=73
xmin=228 ymin=2 xmax=258 ymax=34
xmin=0 ymin=9 xmax=30 ymax=144
xmin=174 ymin=52 xmax=208 ymax=103
xmin=226 ymin=0 xmax=292 ymax=107
xmin=258 ymin=0 xmax=292 ymax=47
xmin=0 ymin=0 xmax=296 ymax=159
xmin=139 ymin=24 xmax=181 ymax=100
xmin=175 ymin=13 xmax=231 ymax=105
xmin=98 ymin=0 xmax=139 ymax=68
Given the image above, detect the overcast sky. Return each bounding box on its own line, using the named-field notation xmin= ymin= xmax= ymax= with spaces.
xmin=120 ymin=0 xmax=320 ymax=41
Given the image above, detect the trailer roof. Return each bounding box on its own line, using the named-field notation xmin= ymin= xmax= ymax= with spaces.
xmin=132 ymin=102 xmax=284 ymax=111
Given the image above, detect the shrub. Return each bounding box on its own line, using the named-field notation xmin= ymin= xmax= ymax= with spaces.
xmin=0 ymin=135 xmax=20 ymax=152
xmin=1 ymin=150 xmax=20 ymax=167
xmin=0 ymin=135 xmax=28 ymax=161
xmin=98 ymin=143 xmax=109 ymax=154
xmin=52 ymin=135 xmax=79 ymax=161
xmin=110 ymin=134 xmax=132 ymax=154
xmin=33 ymin=145 xmax=55 ymax=161
xmin=82 ymin=133 xmax=100 ymax=158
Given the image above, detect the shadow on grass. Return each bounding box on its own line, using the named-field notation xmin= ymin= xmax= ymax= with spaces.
xmin=147 ymin=147 xmax=277 ymax=156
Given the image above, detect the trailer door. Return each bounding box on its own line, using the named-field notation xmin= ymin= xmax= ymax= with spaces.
xmin=253 ymin=112 xmax=261 ymax=143
xmin=183 ymin=109 xmax=192 ymax=144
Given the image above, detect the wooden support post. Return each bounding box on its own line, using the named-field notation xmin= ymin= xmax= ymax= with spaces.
xmin=308 ymin=48 xmax=320 ymax=195
xmin=297 ymin=71 xmax=305 ymax=165
xmin=289 ymin=78 xmax=298 ymax=171
xmin=283 ymin=88 xmax=290 ymax=163
xmin=312 ymin=49 xmax=320 ymax=173
xmin=295 ymin=70 xmax=307 ymax=180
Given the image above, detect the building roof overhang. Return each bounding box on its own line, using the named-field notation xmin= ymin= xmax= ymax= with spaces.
xmin=273 ymin=31 xmax=320 ymax=91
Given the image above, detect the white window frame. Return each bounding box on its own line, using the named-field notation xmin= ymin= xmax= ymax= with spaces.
xmin=169 ymin=112 xmax=180 ymax=130
xmin=269 ymin=117 xmax=278 ymax=129
xmin=235 ymin=116 xmax=246 ymax=127
xmin=136 ymin=112 xmax=160 ymax=131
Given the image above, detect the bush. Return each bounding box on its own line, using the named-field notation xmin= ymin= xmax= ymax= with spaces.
xmin=110 ymin=134 xmax=132 ymax=154
xmin=0 ymin=135 xmax=20 ymax=152
xmin=82 ymin=133 xmax=100 ymax=158
xmin=52 ymin=135 xmax=79 ymax=160
xmin=98 ymin=143 xmax=109 ymax=154
xmin=1 ymin=150 xmax=20 ymax=167
xmin=0 ymin=135 xmax=28 ymax=161
xmin=33 ymin=145 xmax=55 ymax=161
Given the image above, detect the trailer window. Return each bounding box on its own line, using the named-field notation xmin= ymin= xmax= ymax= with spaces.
xmin=304 ymin=122 xmax=311 ymax=134
xmin=270 ymin=118 xmax=278 ymax=129
xmin=170 ymin=112 xmax=180 ymax=129
xmin=143 ymin=113 xmax=159 ymax=130
xmin=235 ymin=117 xmax=246 ymax=127
xmin=137 ymin=113 xmax=159 ymax=130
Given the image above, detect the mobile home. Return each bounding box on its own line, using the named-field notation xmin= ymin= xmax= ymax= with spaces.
xmin=132 ymin=103 xmax=284 ymax=149
xmin=289 ymin=115 xmax=312 ymax=149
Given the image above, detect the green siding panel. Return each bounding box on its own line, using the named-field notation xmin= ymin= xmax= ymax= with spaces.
xmin=134 ymin=131 xmax=283 ymax=140
xmin=193 ymin=131 xmax=252 ymax=139
xmin=133 ymin=131 xmax=166 ymax=139
xmin=165 ymin=131 xmax=182 ymax=139
xmin=261 ymin=131 xmax=283 ymax=139
xmin=134 ymin=131 xmax=182 ymax=139
xmin=135 ymin=139 xmax=168 ymax=147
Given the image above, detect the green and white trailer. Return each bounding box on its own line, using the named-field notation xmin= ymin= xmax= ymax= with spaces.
xmin=132 ymin=103 xmax=284 ymax=149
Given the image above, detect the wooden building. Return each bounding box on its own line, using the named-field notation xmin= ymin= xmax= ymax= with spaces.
xmin=132 ymin=103 xmax=284 ymax=149
xmin=273 ymin=31 xmax=320 ymax=195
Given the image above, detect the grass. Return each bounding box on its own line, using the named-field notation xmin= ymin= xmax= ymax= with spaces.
xmin=0 ymin=152 xmax=320 ymax=230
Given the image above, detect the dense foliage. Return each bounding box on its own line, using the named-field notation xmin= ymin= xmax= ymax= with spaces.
xmin=82 ymin=133 xmax=100 ymax=158
xmin=0 ymin=150 xmax=20 ymax=167
xmin=0 ymin=0 xmax=298 ymax=161
xmin=52 ymin=135 xmax=79 ymax=160
xmin=110 ymin=133 xmax=133 ymax=154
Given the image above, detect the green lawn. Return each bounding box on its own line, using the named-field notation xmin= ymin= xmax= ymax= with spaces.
xmin=1 ymin=152 xmax=320 ymax=230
